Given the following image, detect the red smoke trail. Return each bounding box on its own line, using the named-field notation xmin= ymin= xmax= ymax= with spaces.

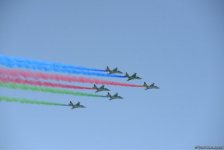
xmin=0 ymin=68 xmax=144 ymax=88
xmin=0 ymin=76 xmax=94 ymax=90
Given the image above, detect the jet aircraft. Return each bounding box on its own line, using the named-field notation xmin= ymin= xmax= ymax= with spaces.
xmin=143 ymin=82 xmax=159 ymax=90
xmin=93 ymin=84 xmax=110 ymax=93
xmin=106 ymin=92 xmax=123 ymax=100
xmin=105 ymin=66 xmax=122 ymax=74
xmin=68 ymin=101 xmax=86 ymax=109
xmin=125 ymin=72 xmax=142 ymax=81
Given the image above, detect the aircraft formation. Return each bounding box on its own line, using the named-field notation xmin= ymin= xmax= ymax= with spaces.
xmin=68 ymin=66 xmax=159 ymax=109
xmin=0 ymin=55 xmax=159 ymax=109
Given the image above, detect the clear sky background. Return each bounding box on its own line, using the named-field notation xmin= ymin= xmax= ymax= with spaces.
xmin=0 ymin=0 xmax=223 ymax=149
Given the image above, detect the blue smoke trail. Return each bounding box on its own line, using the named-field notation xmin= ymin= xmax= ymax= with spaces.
xmin=0 ymin=54 xmax=105 ymax=72
xmin=0 ymin=55 xmax=126 ymax=78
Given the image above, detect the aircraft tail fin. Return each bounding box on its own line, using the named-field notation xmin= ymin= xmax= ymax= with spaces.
xmin=143 ymin=82 xmax=147 ymax=86
xmin=107 ymin=92 xmax=111 ymax=97
xmin=69 ymin=101 xmax=73 ymax=106
xmin=125 ymin=72 xmax=129 ymax=77
xmin=93 ymin=84 xmax=97 ymax=88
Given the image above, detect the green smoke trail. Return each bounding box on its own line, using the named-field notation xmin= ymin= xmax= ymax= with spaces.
xmin=0 ymin=96 xmax=67 ymax=106
xmin=0 ymin=82 xmax=106 ymax=98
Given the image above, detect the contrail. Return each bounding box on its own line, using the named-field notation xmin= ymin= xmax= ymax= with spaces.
xmin=0 ymin=96 xmax=68 ymax=106
xmin=0 ymin=82 xmax=106 ymax=98
xmin=0 ymin=68 xmax=143 ymax=88
xmin=0 ymin=55 xmax=125 ymax=78
xmin=0 ymin=76 xmax=94 ymax=90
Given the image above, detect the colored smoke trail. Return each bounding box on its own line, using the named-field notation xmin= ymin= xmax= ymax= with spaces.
xmin=0 ymin=96 xmax=68 ymax=106
xmin=0 ymin=54 xmax=105 ymax=72
xmin=0 ymin=55 xmax=125 ymax=78
xmin=0 ymin=82 xmax=106 ymax=98
xmin=0 ymin=76 xmax=94 ymax=90
xmin=0 ymin=68 xmax=143 ymax=88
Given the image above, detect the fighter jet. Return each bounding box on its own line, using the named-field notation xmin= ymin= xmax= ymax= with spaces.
xmin=106 ymin=92 xmax=123 ymax=100
xmin=93 ymin=84 xmax=110 ymax=93
xmin=143 ymin=82 xmax=159 ymax=90
xmin=105 ymin=66 xmax=123 ymax=74
xmin=125 ymin=72 xmax=142 ymax=81
xmin=68 ymin=101 xmax=86 ymax=109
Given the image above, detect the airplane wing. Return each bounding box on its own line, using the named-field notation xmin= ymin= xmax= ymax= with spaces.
xmin=154 ymin=86 xmax=159 ymax=89
xmin=127 ymin=78 xmax=131 ymax=81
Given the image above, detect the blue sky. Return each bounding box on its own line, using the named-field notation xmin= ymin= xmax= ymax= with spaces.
xmin=0 ymin=0 xmax=223 ymax=149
